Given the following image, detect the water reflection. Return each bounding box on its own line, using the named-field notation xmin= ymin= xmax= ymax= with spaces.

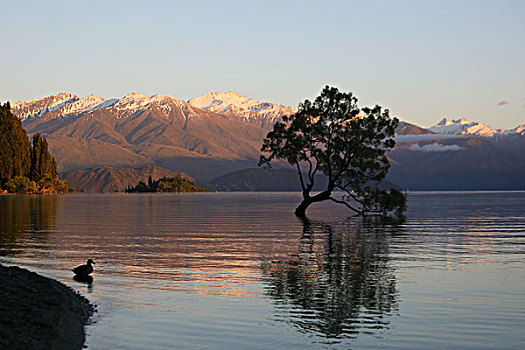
xmin=261 ymin=217 xmax=404 ymax=340
xmin=0 ymin=195 xmax=59 ymax=257
xmin=0 ymin=193 xmax=523 ymax=349
xmin=73 ymin=273 xmax=93 ymax=284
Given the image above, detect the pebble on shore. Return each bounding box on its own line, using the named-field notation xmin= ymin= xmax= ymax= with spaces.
xmin=0 ymin=264 xmax=95 ymax=350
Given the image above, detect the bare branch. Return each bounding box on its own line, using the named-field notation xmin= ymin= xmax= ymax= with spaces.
xmin=306 ymin=157 xmax=313 ymax=183
xmin=296 ymin=162 xmax=307 ymax=192
xmin=340 ymin=187 xmax=366 ymax=205
xmin=328 ymin=197 xmax=362 ymax=214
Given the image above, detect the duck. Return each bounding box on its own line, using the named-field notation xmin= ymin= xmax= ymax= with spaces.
xmin=72 ymin=259 xmax=95 ymax=276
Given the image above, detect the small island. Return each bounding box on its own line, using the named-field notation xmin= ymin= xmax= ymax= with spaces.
xmin=125 ymin=176 xmax=205 ymax=193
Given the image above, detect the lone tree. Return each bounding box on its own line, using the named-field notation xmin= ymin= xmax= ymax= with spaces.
xmin=259 ymin=86 xmax=406 ymax=218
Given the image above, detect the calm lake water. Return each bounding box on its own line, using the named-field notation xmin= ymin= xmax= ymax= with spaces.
xmin=0 ymin=192 xmax=524 ymax=349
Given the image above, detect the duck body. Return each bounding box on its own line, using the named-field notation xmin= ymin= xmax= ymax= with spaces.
xmin=73 ymin=259 xmax=95 ymax=276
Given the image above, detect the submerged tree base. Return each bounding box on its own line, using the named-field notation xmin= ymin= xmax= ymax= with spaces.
xmin=294 ymin=188 xmax=407 ymax=219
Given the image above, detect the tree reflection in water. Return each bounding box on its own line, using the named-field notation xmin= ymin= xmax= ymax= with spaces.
xmin=0 ymin=195 xmax=59 ymax=257
xmin=261 ymin=217 xmax=404 ymax=340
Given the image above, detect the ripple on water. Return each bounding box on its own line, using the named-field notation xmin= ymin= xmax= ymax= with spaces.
xmin=0 ymin=192 xmax=524 ymax=349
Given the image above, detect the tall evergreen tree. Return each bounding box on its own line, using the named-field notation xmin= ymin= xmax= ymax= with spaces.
xmin=0 ymin=102 xmax=31 ymax=185
xmin=0 ymin=103 xmax=63 ymax=193
xmin=30 ymin=133 xmax=58 ymax=181
xmin=30 ymin=133 xmax=42 ymax=181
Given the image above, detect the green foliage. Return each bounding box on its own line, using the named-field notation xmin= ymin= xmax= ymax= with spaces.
xmin=37 ymin=176 xmax=69 ymax=193
xmin=259 ymin=86 xmax=406 ymax=218
xmin=0 ymin=103 xmax=66 ymax=193
xmin=30 ymin=133 xmax=58 ymax=181
xmin=0 ymin=103 xmax=31 ymax=184
xmin=126 ymin=176 xmax=205 ymax=193
xmin=359 ymin=188 xmax=407 ymax=218
xmin=5 ymin=176 xmax=36 ymax=193
xmin=129 ymin=181 xmax=149 ymax=192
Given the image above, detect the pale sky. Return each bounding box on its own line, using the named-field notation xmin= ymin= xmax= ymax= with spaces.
xmin=1 ymin=0 xmax=524 ymax=128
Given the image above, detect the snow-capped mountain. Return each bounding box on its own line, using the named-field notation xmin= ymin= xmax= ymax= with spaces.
xmin=110 ymin=92 xmax=188 ymax=119
xmin=10 ymin=91 xmax=295 ymax=128
xmin=12 ymin=91 xmax=279 ymax=178
xmin=428 ymin=118 xmax=500 ymax=136
xmin=11 ymin=92 xmax=118 ymax=120
xmin=503 ymin=124 xmax=525 ymax=135
xmin=11 ymin=92 xmax=79 ymax=120
xmin=53 ymin=94 xmax=108 ymax=116
xmin=428 ymin=117 xmax=525 ymax=136
xmin=188 ymin=91 xmax=295 ymax=126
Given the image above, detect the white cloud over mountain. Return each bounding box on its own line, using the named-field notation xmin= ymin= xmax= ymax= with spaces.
xmin=408 ymin=143 xmax=466 ymax=152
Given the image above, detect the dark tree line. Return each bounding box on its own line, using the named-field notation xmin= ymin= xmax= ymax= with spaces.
xmin=0 ymin=102 xmax=66 ymax=193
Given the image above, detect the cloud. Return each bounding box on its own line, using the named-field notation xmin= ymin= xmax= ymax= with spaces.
xmin=408 ymin=143 xmax=466 ymax=152
xmin=497 ymin=100 xmax=509 ymax=106
xmin=395 ymin=134 xmax=466 ymax=142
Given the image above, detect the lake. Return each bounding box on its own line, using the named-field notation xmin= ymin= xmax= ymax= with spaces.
xmin=0 ymin=192 xmax=524 ymax=349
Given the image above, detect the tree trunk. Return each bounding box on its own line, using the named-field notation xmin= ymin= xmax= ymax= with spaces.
xmin=294 ymin=190 xmax=332 ymax=218
xmin=294 ymin=197 xmax=313 ymax=218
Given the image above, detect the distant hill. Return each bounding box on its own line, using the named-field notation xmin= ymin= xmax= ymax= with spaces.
xmin=210 ymin=168 xmax=326 ymax=191
xmin=489 ymin=133 xmax=525 ymax=161
xmin=61 ymin=165 xmax=213 ymax=193
xmin=210 ymin=168 xmax=399 ymax=192
xmin=387 ymin=137 xmax=525 ymax=190
xmin=396 ymin=121 xmax=435 ymax=135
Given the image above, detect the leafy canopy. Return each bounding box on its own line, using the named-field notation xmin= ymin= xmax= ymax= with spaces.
xmin=259 ymin=86 xmax=405 ymax=217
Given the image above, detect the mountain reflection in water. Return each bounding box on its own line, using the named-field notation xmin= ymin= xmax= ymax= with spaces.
xmin=261 ymin=217 xmax=404 ymax=340
xmin=1 ymin=193 xmax=523 ymax=349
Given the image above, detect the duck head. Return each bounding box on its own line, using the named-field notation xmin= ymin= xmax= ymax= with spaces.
xmin=87 ymin=259 xmax=96 ymax=265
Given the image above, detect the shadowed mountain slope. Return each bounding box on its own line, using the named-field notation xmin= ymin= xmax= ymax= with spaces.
xmin=11 ymin=92 xmax=525 ymax=190
xmin=387 ymin=137 xmax=525 ymax=190
xmin=210 ymin=168 xmax=400 ymax=192
xmin=61 ymin=165 xmax=201 ymax=193
xmin=19 ymin=93 xmax=277 ymax=179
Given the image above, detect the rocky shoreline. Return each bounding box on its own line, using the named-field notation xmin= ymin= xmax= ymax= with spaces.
xmin=0 ymin=264 xmax=95 ymax=350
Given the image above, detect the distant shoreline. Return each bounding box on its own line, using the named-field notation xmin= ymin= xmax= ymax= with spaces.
xmin=1 ymin=189 xmax=523 ymax=196
xmin=0 ymin=264 xmax=95 ymax=350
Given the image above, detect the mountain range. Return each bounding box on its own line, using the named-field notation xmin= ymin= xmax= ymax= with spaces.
xmin=427 ymin=117 xmax=525 ymax=137
xmin=12 ymin=91 xmax=291 ymax=180
xmin=9 ymin=91 xmax=525 ymax=191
